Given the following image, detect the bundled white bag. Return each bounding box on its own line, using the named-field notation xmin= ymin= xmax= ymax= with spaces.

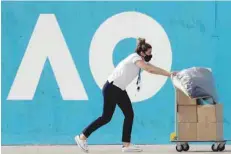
xmin=172 ymin=67 xmax=218 ymax=103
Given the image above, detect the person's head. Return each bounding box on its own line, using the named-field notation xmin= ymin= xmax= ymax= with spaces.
xmin=135 ymin=38 xmax=152 ymax=62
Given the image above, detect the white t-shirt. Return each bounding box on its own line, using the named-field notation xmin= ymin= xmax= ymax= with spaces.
xmin=107 ymin=53 xmax=142 ymax=90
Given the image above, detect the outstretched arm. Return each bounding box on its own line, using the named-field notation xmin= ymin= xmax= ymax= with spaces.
xmin=135 ymin=60 xmax=172 ymax=77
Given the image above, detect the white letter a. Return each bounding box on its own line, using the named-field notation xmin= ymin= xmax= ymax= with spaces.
xmin=7 ymin=14 xmax=88 ymax=100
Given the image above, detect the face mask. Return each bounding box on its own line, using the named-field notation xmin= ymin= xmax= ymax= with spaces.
xmin=144 ymin=54 xmax=152 ymax=62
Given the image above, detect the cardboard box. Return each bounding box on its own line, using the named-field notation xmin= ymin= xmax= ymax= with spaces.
xmin=197 ymin=122 xmax=223 ymax=141
xmin=177 ymin=123 xmax=197 ymax=141
xmin=176 ymin=89 xmax=197 ymax=105
xmin=197 ymin=104 xmax=223 ymax=122
xmin=178 ymin=105 xmax=197 ymax=122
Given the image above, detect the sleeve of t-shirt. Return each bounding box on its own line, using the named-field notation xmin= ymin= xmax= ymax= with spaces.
xmin=132 ymin=54 xmax=142 ymax=64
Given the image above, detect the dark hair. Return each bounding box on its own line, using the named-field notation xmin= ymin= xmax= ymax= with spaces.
xmin=135 ymin=38 xmax=152 ymax=55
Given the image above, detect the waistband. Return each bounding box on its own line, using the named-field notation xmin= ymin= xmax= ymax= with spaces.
xmin=106 ymin=80 xmax=125 ymax=91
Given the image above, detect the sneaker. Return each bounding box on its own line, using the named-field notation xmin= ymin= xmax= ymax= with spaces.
xmin=75 ymin=135 xmax=89 ymax=153
xmin=122 ymin=144 xmax=143 ymax=152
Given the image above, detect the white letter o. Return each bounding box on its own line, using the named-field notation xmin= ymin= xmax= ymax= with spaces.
xmin=89 ymin=11 xmax=172 ymax=103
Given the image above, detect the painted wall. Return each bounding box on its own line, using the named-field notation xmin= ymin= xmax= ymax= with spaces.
xmin=2 ymin=1 xmax=231 ymax=145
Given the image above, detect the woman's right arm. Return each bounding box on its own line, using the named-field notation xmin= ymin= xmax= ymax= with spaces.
xmin=135 ymin=60 xmax=171 ymax=77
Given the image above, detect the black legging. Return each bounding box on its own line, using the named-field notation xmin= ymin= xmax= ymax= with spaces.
xmin=82 ymin=81 xmax=134 ymax=142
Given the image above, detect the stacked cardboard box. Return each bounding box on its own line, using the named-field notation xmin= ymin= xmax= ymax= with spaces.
xmin=176 ymin=89 xmax=223 ymax=141
xmin=176 ymin=89 xmax=197 ymax=140
xmin=197 ymin=104 xmax=223 ymax=141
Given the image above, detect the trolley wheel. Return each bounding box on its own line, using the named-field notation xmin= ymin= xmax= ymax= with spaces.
xmin=183 ymin=143 xmax=190 ymax=151
xmin=218 ymin=144 xmax=225 ymax=151
xmin=176 ymin=144 xmax=183 ymax=152
xmin=212 ymin=144 xmax=219 ymax=152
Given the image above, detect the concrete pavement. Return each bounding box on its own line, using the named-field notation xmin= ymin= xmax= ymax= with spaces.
xmin=2 ymin=145 xmax=231 ymax=154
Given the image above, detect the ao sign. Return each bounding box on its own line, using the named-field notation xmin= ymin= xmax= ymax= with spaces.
xmin=7 ymin=12 xmax=172 ymax=103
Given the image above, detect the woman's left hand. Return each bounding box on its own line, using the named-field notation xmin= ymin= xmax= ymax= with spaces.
xmin=170 ymin=71 xmax=178 ymax=77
